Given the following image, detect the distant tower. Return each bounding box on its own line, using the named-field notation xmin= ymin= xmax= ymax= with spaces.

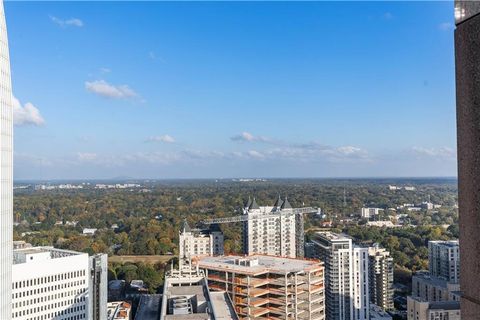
xmin=343 ymin=188 xmax=347 ymax=207
xmin=0 ymin=1 xmax=13 ymax=318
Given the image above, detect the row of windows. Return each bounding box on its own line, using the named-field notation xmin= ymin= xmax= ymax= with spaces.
xmin=13 ymin=270 xmax=86 ymax=289
xmin=13 ymin=280 xmax=87 ymax=299
xmin=13 ymin=288 xmax=87 ymax=309
xmin=12 ymin=304 xmax=87 ymax=320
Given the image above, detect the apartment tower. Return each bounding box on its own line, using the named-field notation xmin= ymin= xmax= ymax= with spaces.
xmin=428 ymin=240 xmax=460 ymax=283
xmin=242 ymin=196 xmax=299 ymax=258
xmin=368 ymin=245 xmax=394 ymax=310
xmin=310 ymin=232 xmax=370 ymax=320
xmin=178 ymin=220 xmax=224 ymax=261
xmin=0 ymin=1 xmax=13 ymax=318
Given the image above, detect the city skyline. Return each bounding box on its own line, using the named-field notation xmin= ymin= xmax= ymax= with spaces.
xmin=6 ymin=1 xmax=456 ymax=179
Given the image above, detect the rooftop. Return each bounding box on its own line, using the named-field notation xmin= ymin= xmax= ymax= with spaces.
xmin=413 ymin=272 xmax=449 ymax=287
xmin=410 ymin=296 xmax=460 ymax=311
xmin=429 ymin=240 xmax=459 ymax=248
xmin=314 ymin=231 xmax=352 ymax=241
xmin=196 ymin=255 xmax=322 ymax=275
xmin=134 ymin=294 xmax=162 ymax=320
xmin=13 ymin=247 xmax=85 ymax=265
xmin=161 ymin=262 xmax=238 ymax=320
xmin=429 ymin=300 xmax=461 ymax=311
xmin=210 ymin=292 xmax=239 ymax=320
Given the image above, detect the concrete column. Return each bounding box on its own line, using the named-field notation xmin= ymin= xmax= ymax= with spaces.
xmin=455 ymin=1 xmax=480 ymax=318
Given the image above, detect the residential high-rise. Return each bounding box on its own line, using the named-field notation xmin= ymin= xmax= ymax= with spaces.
xmin=0 ymin=1 xmax=13 ymax=318
xmin=242 ymin=196 xmax=299 ymax=258
xmin=368 ymin=245 xmax=394 ymax=310
xmin=310 ymin=232 xmax=370 ymax=320
xmin=178 ymin=220 xmax=224 ymax=261
xmin=352 ymin=247 xmax=369 ymax=320
xmin=411 ymin=271 xmax=460 ymax=303
xmin=12 ymin=247 xmax=91 ymax=320
xmin=196 ymin=254 xmax=325 ymax=320
xmin=428 ymin=240 xmax=460 ymax=283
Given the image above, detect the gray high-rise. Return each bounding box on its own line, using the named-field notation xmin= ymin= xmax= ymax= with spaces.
xmin=0 ymin=1 xmax=13 ymax=318
xmin=428 ymin=240 xmax=460 ymax=283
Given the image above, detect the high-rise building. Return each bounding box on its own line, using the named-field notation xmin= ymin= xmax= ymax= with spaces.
xmin=89 ymin=254 xmax=108 ymax=320
xmin=0 ymin=1 xmax=13 ymax=318
xmin=242 ymin=196 xmax=299 ymax=258
xmin=11 ymin=247 xmax=91 ymax=320
xmin=428 ymin=240 xmax=460 ymax=283
xmin=368 ymin=245 xmax=394 ymax=310
xmin=178 ymin=220 xmax=224 ymax=260
xmin=411 ymin=271 xmax=460 ymax=303
xmin=352 ymin=247 xmax=369 ymax=320
xmin=196 ymin=254 xmax=325 ymax=320
xmin=310 ymin=232 xmax=370 ymax=320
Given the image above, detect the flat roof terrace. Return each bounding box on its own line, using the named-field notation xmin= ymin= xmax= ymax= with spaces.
xmin=197 ymin=255 xmax=322 ymax=275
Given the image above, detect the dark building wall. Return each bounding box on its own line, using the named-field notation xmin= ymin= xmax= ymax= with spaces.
xmin=455 ymin=1 xmax=480 ymax=317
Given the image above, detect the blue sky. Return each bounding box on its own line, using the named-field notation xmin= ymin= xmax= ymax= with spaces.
xmin=6 ymin=1 xmax=457 ymax=180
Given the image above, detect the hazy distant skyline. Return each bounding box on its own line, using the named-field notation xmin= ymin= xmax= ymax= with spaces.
xmin=7 ymin=2 xmax=457 ymax=179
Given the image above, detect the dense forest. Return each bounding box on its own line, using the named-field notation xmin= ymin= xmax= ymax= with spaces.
xmin=13 ymin=178 xmax=458 ymax=289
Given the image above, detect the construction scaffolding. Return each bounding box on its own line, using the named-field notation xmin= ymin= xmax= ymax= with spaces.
xmin=197 ymin=256 xmax=325 ymax=320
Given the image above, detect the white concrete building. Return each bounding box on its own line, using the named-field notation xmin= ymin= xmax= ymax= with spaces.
xmin=0 ymin=1 xmax=13 ymax=317
xmin=12 ymin=247 xmax=90 ymax=320
xmin=82 ymin=228 xmax=97 ymax=236
xmin=310 ymin=232 xmax=370 ymax=320
xmin=242 ymin=196 xmax=300 ymax=258
xmin=428 ymin=240 xmax=460 ymax=283
xmin=368 ymin=245 xmax=394 ymax=311
xmin=179 ymin=220 xmax=224 ymax=260
xmin=360 ymin=208 xmax=383 ymax=219
xmin=352 ymin=247 xmax=369 ymax=320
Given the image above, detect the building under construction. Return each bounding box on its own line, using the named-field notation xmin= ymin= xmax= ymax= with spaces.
xmin=195 ymin=255 xmax=325 ymax=320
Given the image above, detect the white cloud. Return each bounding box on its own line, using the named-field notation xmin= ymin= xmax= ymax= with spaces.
xmin=146 ymin=135 xmax=175 ymax=143
xmin=411 ymin=146 xmax=456 ymax=159
xmin=77 ymin=152 xmax=97 ymax=161
xmin=50 ymin=16 xmax=83 ymax=27
xmin=337 ymin=146 xmax=363 ymax=155
xmin=231 ymin=132 xmax=270 ymax=143
xmin=439 ymin=22 xmax=454 ymax=31
xmin=100 ymin=67 xmax=111 ymax=74
xmin=85 ymin=80 xmax=139 ymax=100
xmin=12 ymin=96 xmax=45 ymax=126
